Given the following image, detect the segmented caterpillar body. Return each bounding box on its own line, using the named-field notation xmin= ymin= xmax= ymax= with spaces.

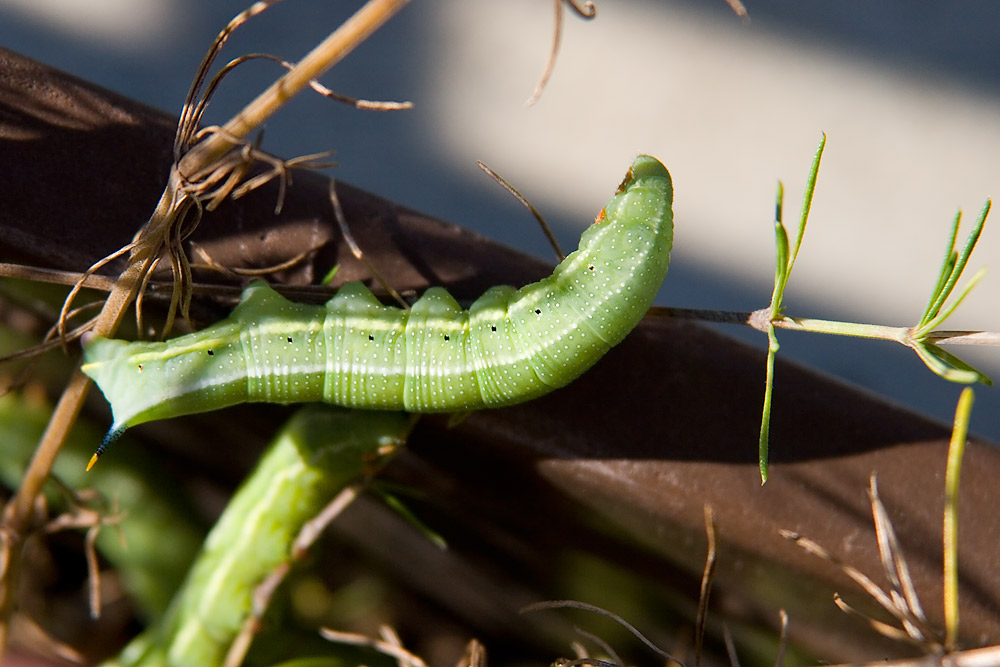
xmin=109 ymin=406 xmax=412 ymax=665
xmin=83 ymin=155 xmax=673 ymax=438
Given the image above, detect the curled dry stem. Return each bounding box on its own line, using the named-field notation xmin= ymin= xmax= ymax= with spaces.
xmin=328 ymin=179 xmax=409 ymax=309
xmin=319 ymin=625 xmax=429 ymax=667
xmin=521 ymin=599 xmax=682 ymax=666
xmin=209 ymin=51 xmax=412 ymax=115
xmin=780 ymin=475 xmax=945 ymax=652
xmin=41 ymin=479 xmax=127 ymax=620
xmin=56 ymin=239 xmax=140 ymax=349
xmin=1 ymin=302 xmax=100 ymax=365
xmin=187 ymin=238 xmax=328 ymax=280
xmin=0 ymin=0 xmax=412 ymax=651
xmin=477 ymin=160 xmax=565 ymax=261
xmin=694 ymin=505 xmax=718 ymax=667
xmin=180 ymin=126 xmax=333 ymax=217
xmin=174 ymin=0 xmax=289 ymax=159
xmin=177 ymin=0 xmax=411 ymax=181
xmin=526 ymin=0 xmax=597 ymax=107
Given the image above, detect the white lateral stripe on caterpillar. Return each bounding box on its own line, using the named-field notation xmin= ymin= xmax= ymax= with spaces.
xmin=82 ymin=155 xmax=673 ymax=434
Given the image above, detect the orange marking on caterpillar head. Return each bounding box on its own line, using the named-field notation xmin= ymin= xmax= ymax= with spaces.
xmin=616 ymin=165 xmax=636 ymax=193
xmin=593 ymin=163 xmax=638 ymax=224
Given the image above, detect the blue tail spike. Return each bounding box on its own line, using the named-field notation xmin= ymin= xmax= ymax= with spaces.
xmin=87 ymin=424 xmax=127 ymax=471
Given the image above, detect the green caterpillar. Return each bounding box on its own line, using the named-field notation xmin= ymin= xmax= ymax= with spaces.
xmin=109 ymin=406 xmax=412 ymax=666
xmin=82 ymin=155 xmax=673 ymax=459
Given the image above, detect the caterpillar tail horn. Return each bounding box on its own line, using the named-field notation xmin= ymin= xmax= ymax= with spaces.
xmin=87 ymin=424 xmax=127 ymax=471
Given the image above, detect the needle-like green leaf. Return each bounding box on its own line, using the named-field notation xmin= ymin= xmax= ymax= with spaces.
xmin=919 ymin=211 xmax=962 ymax=326
xmin=919 ymin=202 xmax=989 ymax=329
xmin=915 ymin=267 xmax=988 ymax=338
xmin=906 ymin=199 xmax=992 ymax=385
xmin=758 ymin=135 xmax=827 ymax=482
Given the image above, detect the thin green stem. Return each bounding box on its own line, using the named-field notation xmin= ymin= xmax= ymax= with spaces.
xmin=944 ymin=387 xmax=974 ymax=650
xmin=653 ymin=307 xmax=1000 ymax=346
xmin=757 ymin=134 xmax=826 ymax=482
xmin=766 ymin=314 xmax=910 ymax=343
xmin=759 ymin=327 xmax=778 ymax=484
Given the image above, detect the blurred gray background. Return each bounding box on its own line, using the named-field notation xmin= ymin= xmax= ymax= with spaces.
xmin=1 ymin=0 xmax=998 ymax=441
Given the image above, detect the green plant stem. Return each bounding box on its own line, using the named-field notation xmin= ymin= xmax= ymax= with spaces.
xmin=944 ymin=387 xmax=974 ymax=650
xmin=764 ymin=314 xmax=909 ymax=342
xmin=659 ymin=307 xmax=1000 ymax=346
xmin=766 ymin=315 xmax=1000 ymax=349
xmin=759 ymin=328 xmax=778 ymax=483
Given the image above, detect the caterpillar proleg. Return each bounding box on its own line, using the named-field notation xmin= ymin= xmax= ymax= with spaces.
xmin=83 ymin=155 xmax=673 ymax=454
